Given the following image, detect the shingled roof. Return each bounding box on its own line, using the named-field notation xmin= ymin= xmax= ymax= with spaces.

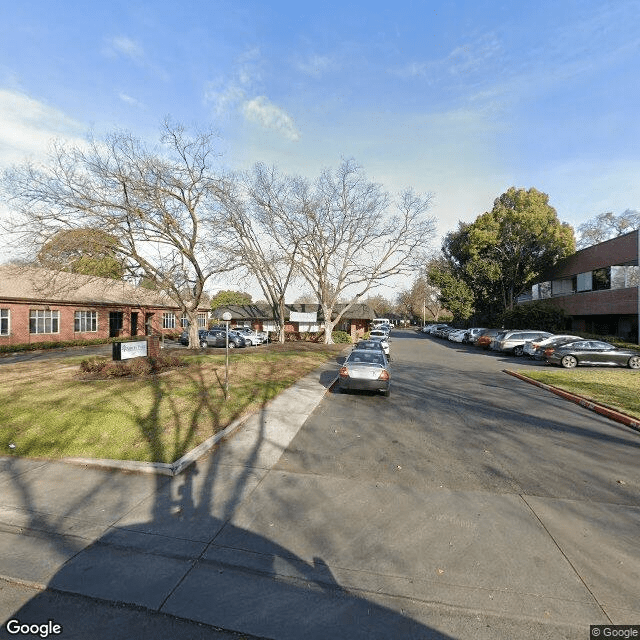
xmin=212 ymin=302 xmax=376 ymax=321
xmin=0 ymin=265 xmax=202 ymax=309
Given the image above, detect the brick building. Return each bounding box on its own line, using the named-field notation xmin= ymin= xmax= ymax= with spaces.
xmin=0 ymin=266 xmax=209 ymax=347
xmin=212 ymin=302 xmax=376 ymax=341
xmin=522 ymin=230 xmax=639 ymax=342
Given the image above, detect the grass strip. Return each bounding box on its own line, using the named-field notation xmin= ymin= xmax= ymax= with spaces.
xmin=0 ymin=343 xmax=344 ymax=464
xmin=520 ymin=368 xmax=640 ymax=420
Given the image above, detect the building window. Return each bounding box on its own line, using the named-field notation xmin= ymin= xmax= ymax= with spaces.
xmin=74 ymin=311 xmax=98 ymax=332
xmin=592 ymin=267 xmax=611 ymax=291
xmin=181 ymin=313 xmax=189 ymax=328
xmin=30 ymin=310 xmax=59 ymax=334
xmin=197 ymin=313 xmax=207 ymax=328
xmin=0 ymin=309 xmax=9 ymax=336
xmin=163 ymin=312 xmax=176 ymax=329
xmin=576 ymin=272 xmax=592 ymax=292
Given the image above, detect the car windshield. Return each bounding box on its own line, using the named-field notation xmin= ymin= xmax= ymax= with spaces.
xmin=354 ymin=341 xmax=380 ymax=350
xmin=347 ymin=352 xmax=385 ymax=366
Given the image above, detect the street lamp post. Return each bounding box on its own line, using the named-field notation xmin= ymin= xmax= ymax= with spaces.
xmin=222 ymin=311 xmax=232 ymax=399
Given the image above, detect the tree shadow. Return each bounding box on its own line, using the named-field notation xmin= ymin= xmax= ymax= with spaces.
xmin=1 ymin=357 xmax=453 ymax=639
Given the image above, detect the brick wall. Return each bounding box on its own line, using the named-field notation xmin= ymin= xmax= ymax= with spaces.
xmin=543 ymin=230 xmax=638 ymax=279
xmin=0 ymin=301 xmax=181 ymax=347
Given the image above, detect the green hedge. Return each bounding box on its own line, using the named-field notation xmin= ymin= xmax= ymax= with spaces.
xmin=0 ymin=334 xmax=182 ymax=355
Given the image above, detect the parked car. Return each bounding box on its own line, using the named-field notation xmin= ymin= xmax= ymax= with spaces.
xmin=475 ymin=329 xmax=501 ymax=349
xmin=423 ymin=323 xmax=449 ymax=334
xmin=496 ymin=330 xmax=553 ymax=356
xmin=368 ymin=330 xmax=390 ymax=356
xmin=489 ymin=330 xmax=511 ymax=351
xmin=179 ymin=329 xmax=207 ymax=346
xmin=544 ymin=340 xmax=640 ymax=369
xmin=338 ymin=350 xmax=390 ymax=396
xmin=352 ymin=339 xmax=387 ymax=356
xmin=199 ymin=329 xmax=246 ymax=349
xmin=462 ymin=328 xmax=487 ymax=344
xmin=523 ymin=334 xmax=581 ymax=359
xmin=234 ymin=328 xmax=262 ymax=346
xmin=447 ymin=329 xmax=468 ymax=343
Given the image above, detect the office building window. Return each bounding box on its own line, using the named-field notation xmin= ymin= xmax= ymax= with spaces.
xmin=74 ymin=310 xmax=98 ymax=332
xmin=0 ymin=309 xmax=9 ymax=336
xmin=163 ymin=312 xmax=176 ymax=329
xmin=30 ymin=310 xmax=59 ymax=334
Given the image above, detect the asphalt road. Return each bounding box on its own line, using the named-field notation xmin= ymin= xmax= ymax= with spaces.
xmin=266 ymin=329 xmax=640 ymax=635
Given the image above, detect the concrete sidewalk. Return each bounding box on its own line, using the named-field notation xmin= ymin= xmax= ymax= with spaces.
xmin=0 ymin=352 xmax=623 ymax=640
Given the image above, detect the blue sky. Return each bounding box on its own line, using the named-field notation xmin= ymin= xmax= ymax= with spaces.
xmin=2 ymin=0 xmax=639 ymax=270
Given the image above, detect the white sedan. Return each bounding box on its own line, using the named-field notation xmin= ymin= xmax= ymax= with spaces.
xmin=235 ymin=329 xmax=263 ymax=346
xmin=447 ymin=329 xmax=468 ymax=343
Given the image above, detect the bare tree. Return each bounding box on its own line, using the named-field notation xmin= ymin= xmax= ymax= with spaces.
xmin=284 ymin=159 xmax=436 ymax=343
xmin=577 ymin=210 xmax=640 ymax=249
xmin=397 ymin=273 xmax=444 ymax=323
xmin=219 ymin=164 xmax=304 ymax=343
xmin=2 ymin=121 xmax=235 ymax=348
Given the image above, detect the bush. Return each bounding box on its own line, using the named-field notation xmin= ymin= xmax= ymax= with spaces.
xmin=80 ymin=356 xmax=109 ymax=373
xmin=79 ymin=354 xmax=188 ymax=378
xmin=501 ymin=302 xmax=566 ymax=332
xmin=0 ymin=336 xmax=159 ymax=354
xmin=331 ymin=330 xmax=352 ymax=344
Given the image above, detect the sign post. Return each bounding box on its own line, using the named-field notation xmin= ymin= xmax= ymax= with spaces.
xmin=222 ymin=312 xmax=232 ymax=399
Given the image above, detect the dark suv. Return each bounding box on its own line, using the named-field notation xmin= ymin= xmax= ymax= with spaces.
xmin=179 ymin=329 xmax=208 ymax=346
xmin=199 ymin=329 xmax=246 ymax=349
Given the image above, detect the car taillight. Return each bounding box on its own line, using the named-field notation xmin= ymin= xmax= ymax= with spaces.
xmin=379 ymin=369 xmax=390 ymax=381
xmin=339 ymin=366 xmax=349 ymax=377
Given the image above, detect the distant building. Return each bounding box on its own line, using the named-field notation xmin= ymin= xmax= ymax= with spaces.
xmin=212 ymin=302 xmax=376 ymax=341
xmin=521 ymin=230 xmax=639 ymax=342
xmin=0 ymin=266 xmax=209 ymax=347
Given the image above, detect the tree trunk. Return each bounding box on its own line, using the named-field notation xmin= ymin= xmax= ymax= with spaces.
xmin=187 ymin=310 xmax=201 ymax=349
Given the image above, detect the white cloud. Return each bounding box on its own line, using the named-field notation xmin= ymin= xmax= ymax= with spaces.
xmin=103 ymin=35 xmax=169 ymax=81
xmin=204 ymin=80 xmax=246 ymax=117
xmin=296 ymin=54 xmax=336 ymax=77
xmin=0 ymin=89 xmax=86 ymax=168
xmin=109 ymin=36 xmax=144 ymax=62
xmin=203 ymin=48 xmax=261 ymax=117
xmin=118 ymin=92 xmax=145 ymax=109
xmin=242 ymin=96 xmax=301 ymax=141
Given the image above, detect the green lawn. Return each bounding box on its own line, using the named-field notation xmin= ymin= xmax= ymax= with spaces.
xmin=0 ymin=343 xmax=344 ymax=463
xmin=520 ymin=368 xmax=640 ymax=420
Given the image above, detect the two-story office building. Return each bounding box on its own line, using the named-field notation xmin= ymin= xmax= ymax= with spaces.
xmin=524 ymin=230 xmax=639 ymax=343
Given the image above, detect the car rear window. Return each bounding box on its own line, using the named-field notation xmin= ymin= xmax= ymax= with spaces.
xmin=348 ymin=352 xmax=385 ymax=365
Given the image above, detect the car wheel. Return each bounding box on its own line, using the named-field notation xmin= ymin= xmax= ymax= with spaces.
xmin=200 ymin=340 xmax=208 ymax=349
xmin=628 ymin=355 xmax=640 ymax=369
xmin=513 ymin=346 xmax=524 ymax=357
xmin=228 ymin=342 xmax=236 ymax=349
xmin=560 ymin=355 xmax=578 ymax=369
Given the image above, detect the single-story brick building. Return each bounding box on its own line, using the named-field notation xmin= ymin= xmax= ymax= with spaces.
xmin=212 ymin=302 xmax=376 ymax=341
xmin=0 ymin=266 xmax=209 ymax=347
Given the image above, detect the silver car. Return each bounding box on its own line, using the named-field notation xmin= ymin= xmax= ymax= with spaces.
xmin=496 ymin=330 xmax=553 ymax=356
xmin=368 ymin=329 xmax=390 ymax=356
xmin=339 ymin=350 xmax=390 ymax=396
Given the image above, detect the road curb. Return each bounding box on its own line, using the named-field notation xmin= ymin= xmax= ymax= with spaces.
xmin=59 ymin=367 xmax=340 ymax=477
xmin=504 ymin=369 xmax=640 ymax=433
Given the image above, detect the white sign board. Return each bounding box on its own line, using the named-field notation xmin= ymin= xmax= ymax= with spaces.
xmin=290 ymin=311 xmax=317 ymax=323
xmin=120 ymin=340 xmax=148 ymax=360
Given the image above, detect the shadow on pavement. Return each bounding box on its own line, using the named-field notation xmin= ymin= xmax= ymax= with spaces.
xmin=1 ymin=360 xmax=454 ymax=640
